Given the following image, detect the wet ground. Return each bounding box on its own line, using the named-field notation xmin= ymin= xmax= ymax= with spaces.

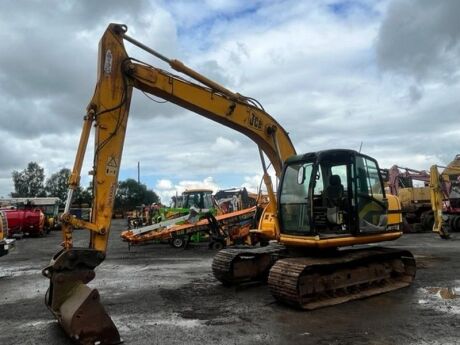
xmin=1 ymin=220 xmax=459 ymax=345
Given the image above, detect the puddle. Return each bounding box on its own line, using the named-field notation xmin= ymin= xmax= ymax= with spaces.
xmin=17 ymin=320 xmax=54 ymax=329
xmin=114 ymin=312 xmax=202 ymax=333
xmin=0 ymin=266 xmax=42 ymax=278
xmin=417 ymin=286 xmax=460 ymax=315
xmin=426 ymin=287 xmax=460 ymax=300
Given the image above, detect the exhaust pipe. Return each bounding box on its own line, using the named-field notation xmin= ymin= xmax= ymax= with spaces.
xmin=42 ymin=248 xmax=121 ymax=345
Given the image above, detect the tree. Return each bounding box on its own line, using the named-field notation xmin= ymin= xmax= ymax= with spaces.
xmin=115 ymin=178 xmax=159 ymax=212
xmin=74 ymin=182 xmax=93 ymax=206
xmin=12 ymin=162 xmax=46 ymax=197
xmin=45 ymin=168 xmax=71 ymax=203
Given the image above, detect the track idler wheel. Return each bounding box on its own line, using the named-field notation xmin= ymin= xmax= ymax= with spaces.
xmin=42 ymin=248 xmax=121 ymax=345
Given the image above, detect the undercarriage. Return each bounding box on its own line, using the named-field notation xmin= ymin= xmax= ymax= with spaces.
xmin=212 ymin=244 xmax=416 ymax=309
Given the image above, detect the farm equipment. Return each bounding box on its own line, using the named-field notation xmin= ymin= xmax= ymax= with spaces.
xmin=214 ymin=187 xmax=257 ymax=213
xmin=0 ymin=205 xmax=45 ymax=237
xmin=121 ymin=189 xmax=251 ymax=248
xmin=126 ymin=189 xmax=216 ymax=229
xmin=0 ymin=197 xmax=60 ymax=231
xmin=121 ymin=206 xmax=257 ymax=249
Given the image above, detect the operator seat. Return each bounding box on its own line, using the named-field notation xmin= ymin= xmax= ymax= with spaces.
xmin=325 ymin=175 xmax=344 ymax=224
xmin=325 ymin=175 xmax=344 ymax=207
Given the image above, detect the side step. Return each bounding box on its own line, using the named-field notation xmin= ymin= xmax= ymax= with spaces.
xmin=268 ymin=247 xmax=416 ymax=309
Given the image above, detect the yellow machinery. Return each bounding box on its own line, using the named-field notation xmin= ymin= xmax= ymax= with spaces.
xmin=0 ymin=211 xmax=8 ymax=256
xmin=383 ymin=166 xmax=433 ymax=232
xmin=43 ymin=24 xmax=415 ymax=345
xmin=430 ymin=155 xmax=460 ymax=239
xmin=0 ymin=211 xmax=15 ymax=257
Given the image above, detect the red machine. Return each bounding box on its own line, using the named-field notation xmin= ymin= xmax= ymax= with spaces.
xmin=1 ymin=207 xmax=45 ymax=237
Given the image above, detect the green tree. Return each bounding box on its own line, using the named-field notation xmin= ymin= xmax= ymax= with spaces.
xmin=74 ymin=182 xmax=93 ymax=206
xmin=44 ymin=168 xmax=92 ymax=206
xmin=115 ymin=178 xmax=159 ymax=212
xmin=12 ymin=162 xmax=46 ymax=197
xmin=45 ymin=168 xmax=71 ymax=203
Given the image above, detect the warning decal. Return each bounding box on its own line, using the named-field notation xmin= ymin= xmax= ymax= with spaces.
xmin=106 ymin=156 xmax=118 ymax=176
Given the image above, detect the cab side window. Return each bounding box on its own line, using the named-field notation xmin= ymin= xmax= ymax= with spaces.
xmin=355 ymin=156 xmax=387 ymax=232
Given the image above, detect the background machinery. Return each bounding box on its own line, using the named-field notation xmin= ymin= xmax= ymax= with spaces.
xmin=0 ymin=204 xmax=45 ymax=237
xmin=0 ymin=211 xmax=15 ymax=257
xmin=382 ymin=165 xmax=433 ymax=232
xmin=43 ymin=24 xmax=416 ymax=345
xmin=430 ymin=154 xmax=460 ymax=239
xmin=121 ymin=188 xmax=260 ymax=249
xmin=0 ymin=197 xmax=60 ymax=231
xmin=126 ymin=189 xmax=215 ymax=228
xmin=121 ymin=206 xmax=257 ymax=249
xmin=214 ymin=187 xmax=257 ymax=213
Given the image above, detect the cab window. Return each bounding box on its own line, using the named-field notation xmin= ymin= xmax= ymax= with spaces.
xmin=355 ymin=156 xmax=387 ymax=232
xmin=280 ymin=163 xmax=312 ymax=234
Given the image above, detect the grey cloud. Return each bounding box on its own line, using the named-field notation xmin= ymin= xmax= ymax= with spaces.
xmin=408 ymin=85 xmax=423 ymax=103
xmin=0 ymin=0 xmax=458 ymax=198
xmin=376 ymin=0 xmax=460 ymax=82
xmin=0 ymin=0 xmax=178 ymax=138
xmin=0 ymin=136 xmax=28 ymax=174
xmin=195 ymin=60 xmax=234 ymax=87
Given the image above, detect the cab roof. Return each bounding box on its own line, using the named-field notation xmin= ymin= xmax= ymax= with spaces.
xmin=285 ymin=149 xmax=376 ymax=165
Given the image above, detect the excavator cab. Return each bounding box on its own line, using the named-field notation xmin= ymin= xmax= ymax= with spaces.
xmin=279 ymin=149 xmax=390 ymax=237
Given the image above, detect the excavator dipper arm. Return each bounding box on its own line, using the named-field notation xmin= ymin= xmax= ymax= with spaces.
xmin=43 ymin=23 xmax=295 ymax=345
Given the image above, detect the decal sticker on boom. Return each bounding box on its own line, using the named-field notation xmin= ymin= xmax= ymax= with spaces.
xmin=104 ymin=49 xmax=112 ymax=75
xmin=248 ymin=112 xmax=263 ymax=130
xmin=106 ymin=156 xmax=118 ymax=176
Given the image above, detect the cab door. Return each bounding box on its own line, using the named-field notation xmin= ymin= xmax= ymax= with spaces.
xmin=354 ymin=155 xmax=388 ymax=233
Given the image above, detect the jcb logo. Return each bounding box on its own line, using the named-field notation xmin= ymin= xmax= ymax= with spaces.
xmin=249 ymin=113 xmax=263 ymax=130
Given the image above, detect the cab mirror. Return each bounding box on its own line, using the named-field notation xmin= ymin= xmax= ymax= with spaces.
xmin=297 ymin=166 xmax=306 ymax=184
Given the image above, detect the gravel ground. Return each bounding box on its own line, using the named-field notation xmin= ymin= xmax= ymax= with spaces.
xmin=1 ymin=220 xmax=459 ymax=345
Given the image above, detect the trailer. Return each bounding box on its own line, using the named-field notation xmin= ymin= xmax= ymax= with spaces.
xmin=121 ymin=207 xmax=257 ymax=250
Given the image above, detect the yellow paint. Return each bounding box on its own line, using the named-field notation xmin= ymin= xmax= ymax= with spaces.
xmin=280 ymin=231 xmax=402 ymax=248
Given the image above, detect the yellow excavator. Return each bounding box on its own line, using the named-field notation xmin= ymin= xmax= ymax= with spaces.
xmin=430 ymin=155 xmax=460 ymax=239
xmin=42 ymin=23 xmax=416 ymax=345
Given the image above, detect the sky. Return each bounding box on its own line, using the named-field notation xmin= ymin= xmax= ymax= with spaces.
xmin=0 ymin=0 xmax=459 ymax=203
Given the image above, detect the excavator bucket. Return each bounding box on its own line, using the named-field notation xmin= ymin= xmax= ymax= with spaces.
xmin=42 ymin=248 xmax=121 ymax=345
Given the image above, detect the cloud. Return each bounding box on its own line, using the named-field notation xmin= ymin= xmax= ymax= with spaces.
xmin=376 ymin=0 xmax=460 ymax=83
xmin=0 ymin=0 xmax=458 ymax=201
xmin=156 ymin=179 xmax=173 ymax=190
xmin=241 ymin=174 xmax=264 ymax=193
xmin=210 ymin=137 xmax=241 ymax=153
xmin=154 ymin=176 xmax=219 ymax=204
